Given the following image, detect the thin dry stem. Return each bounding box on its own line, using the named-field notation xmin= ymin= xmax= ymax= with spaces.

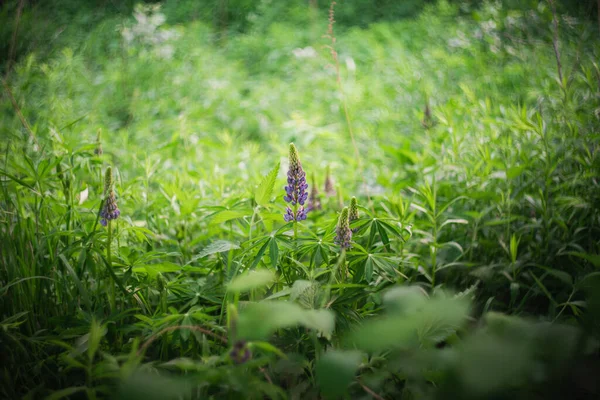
xmin=324 ymin=2 xmax=374 ymax=209
xmin=6 ymin=0 xmax=25 ymax=78
xmin=1 ymin=78 xmax=40 ymax=149
xmin=358 ymin=380 xmax=385 ymax=400
xmin=548 ymin=0 xmax=563 ymax=85
xmin=326 ymin=2 xmax=361 ymax=168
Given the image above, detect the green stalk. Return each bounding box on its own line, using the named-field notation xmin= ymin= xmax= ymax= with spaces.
xmin=293 ymin=202 xmax=298 ymax=241
xmin=108 ymin=220 xmax=115 ymax=312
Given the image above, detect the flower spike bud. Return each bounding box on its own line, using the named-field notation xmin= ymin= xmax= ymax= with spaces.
xmin=307 ymin=172 xmax=322 ymax=212
xmin=349 ymin=196 xmax=359 ymax=232
xmin=335 ymin=207 xmax=352 ymax=249
xmin=94 ymin=129 xmax=103 ymax=156
xmin=100 ymin=167 xmax=120 ymax=226
xmin=104 ymin=167 xmax=113 ymax=193
xmin=336 ymin=184 xmax=343 ymax=210
xmin=324 ymin=164 xmax=336 ymax=197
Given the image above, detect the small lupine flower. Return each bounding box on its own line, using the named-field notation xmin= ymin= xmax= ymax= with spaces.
xmin=100 ymin=167 xmax=120 ymax=227
xmin=336 ymin=184 xmax=344 ymax=210
xmin=335 ymin=207 xmax=352 ymax=249
xmin=324 ymin=165 xmax=336 ymax=197
xmin=349 ymin=196 xmax=359 ymax=232
xmin=421 ymin=97 xmax=435 ymax=129
xmin=229 ymin=340 xmax=252 ymax=364
xmin=283 ymin=143 xmax=309 ymax=222
xmin=307 ymin=173 xmax=322 ymax=212
xmin=94 ymin=130 xmax=103 ymax=156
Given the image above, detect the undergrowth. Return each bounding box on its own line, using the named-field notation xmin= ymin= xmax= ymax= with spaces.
xmin=1 ymin=1 xmax=600 ymax=399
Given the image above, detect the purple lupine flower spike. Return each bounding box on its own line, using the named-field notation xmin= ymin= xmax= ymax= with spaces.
xmin=283 ymin=143 xmax=309 ymax=222
xmin=100 ymin=167 xmax=120 ymax=226
xmin=324 ymin=164 xmax=336 ymax=197
xmin=334 ymin=207 xmax=352 ymax=249
xmin=230 ymin=340 xmax=252 ymax=364
xmin=307 ymin=172 xmax=322 ymax=212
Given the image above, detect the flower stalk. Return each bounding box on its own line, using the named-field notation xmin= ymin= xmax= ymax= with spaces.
xmin=349 ymin=196 xmax=359 ymax=232
xmin=101 ymin=167 xmax=120 ymax=311
xmin=335 ymin=207 xmax=352 ymax=250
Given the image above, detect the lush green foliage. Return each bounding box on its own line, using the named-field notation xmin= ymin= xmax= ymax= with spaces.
xmin=1 ymin=0 xmax=600 ymax=399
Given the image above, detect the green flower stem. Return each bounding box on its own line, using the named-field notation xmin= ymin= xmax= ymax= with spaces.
xmin=107 ymin=220 xmax=115 ymax=312
xmin=293 ymin=203 xmax=298 ymax=241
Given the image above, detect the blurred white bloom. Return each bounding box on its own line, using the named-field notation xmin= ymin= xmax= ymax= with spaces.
xmin=345 ymin=56 xmax=356 ymax=72
xmin=292 ymin=46 xmax=317 ymax=59
xmin=121 ymin=27 xmax=134 ymax=44
xmin=481 ymin=20 xmax=497 ymax=33
xmin=207 ymin=79 xmax=228 ymax=90
xmin=120 ymin=3 xmax=179 ymax=53
xmin=155 ymin=44 xmax=174 ymax=60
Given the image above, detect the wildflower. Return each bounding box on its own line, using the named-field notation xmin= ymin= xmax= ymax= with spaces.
xmin=336 ymin=184 xmax=344 ymax=210
xmin=307 ymin=173 xmax=322 ymax=212
xmin=324 ymin=164 xmax=336 ymax=197
xmin=94 ymin=130 xmax=103 ymax=156
xmin=335 ymin=207 xmax=352 ymax=249
xmin=100 ymin=167 xmax=120 ymax=226
xmin=229 ymin=340 xmax=251 ymax=365
xmin=349 ymin=196 xmax=359 ymax=232
xmin=421 ymin=97 xmax=435 ymax=129
xmin=283 ymin=143 xmax=309 ymax=222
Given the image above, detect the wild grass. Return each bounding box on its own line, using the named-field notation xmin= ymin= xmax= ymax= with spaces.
xmin=1 ymin=0 xmax=600 ymax=399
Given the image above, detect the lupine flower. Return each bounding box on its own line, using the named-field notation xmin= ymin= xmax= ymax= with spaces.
xmin=94 ymin=130 xmax=103 ymax=156
xmin=324 ymin=164 xmax=336 ymax=197
xmin=307 ymin=173 xmax=322 ymax=212
xmin=283 ymin=143 xmax=309 ymax=222
xmin=100 ymin=167 xmax=120 ymax=226
xmin=335 ymin=207 xmax=352 ymax=249
xmin=336 ymin=184 xmax=344 ymax=210
xmin=349 ymin=196 xmax=359 ymax=232
xmin=421 ymin=97 xmax=435 ymax=129
xmin=230 ymin=340 xmax=252 ymax=364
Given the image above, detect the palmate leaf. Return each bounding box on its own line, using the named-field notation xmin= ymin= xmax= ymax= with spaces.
xmin=347 ymin=289 xmax=470 ymax=351
xmin=133 ymin=262 xmax=182 ymax=278
xmin=316 ymin=350 xmax=362 ymax=399
xmin=236 ymin=301 xmax=335 ymax=341
xmin=228 ymin=269 xmax=275 ymax=293
xmin=196 ymin=240 xmax=240 ymax=259
xmin=255 ymin=162 xmax=280 ymax=206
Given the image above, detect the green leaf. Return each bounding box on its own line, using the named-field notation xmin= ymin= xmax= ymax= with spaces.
xmin=228 ymin=269 xmax=275 ymax=293
xmin=250 ymin=239 xmax=270 ymax=269
xmin=269 ymin=238 xmax=279 ymax=270
xmin=251 ymin=341 xmax=287 ymax=358
xmin=237 ymin=301 xmax=334 ymax=341
xmin=45 ymin=386 xmax=87 ymax=400
xmin=316 ymin=350 xmax=362 ymax=399
xmin=347 ymin=291 xmax=469 ymax=351
xmin=180 ymin=315 xmax=192 ymax=342
xmin=87 ymin=319 xmax=106 ymax=361
xmin=210 ymin=210 xmax=251 ymax=224
xmin=196 ymin=240 xmax=240 ymax=259
xmin=59 ymin=254 xmax=92 ymax=311
xmin=568 ymin=252 xmax=600 ymax=267
xmin=255 ymin=162 xmax=280 ymax=206
xmin=133 ymin=262 xmax=182 ymax=278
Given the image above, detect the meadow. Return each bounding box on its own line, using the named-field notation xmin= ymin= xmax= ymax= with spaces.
xmin=1 ymin=0 xmax=600 ymax=398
